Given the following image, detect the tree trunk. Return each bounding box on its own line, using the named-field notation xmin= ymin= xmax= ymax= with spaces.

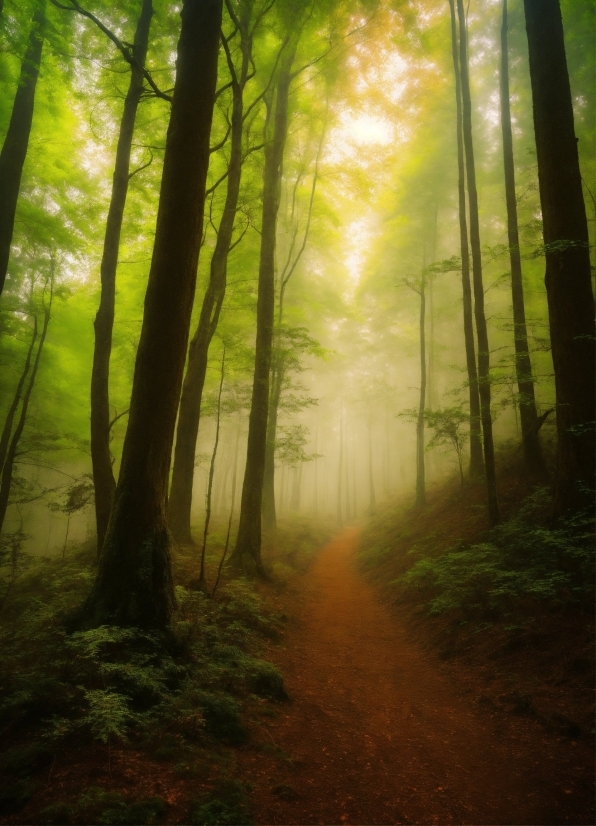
xmin=198 ymin=349 xmax=225 ymax=586
xmin=522 ymin=0 xmax=595 ymax=515
xmin=212 ymin=417 xmax=241 ymax=597
xmin=0 ymin=286 xmax=52 ymax=532
xmin=76 ymin=0 xmax=223 ymax=630
xmin=0 ymin=315 xmax=38 ymax=475
xmin=416 ymin=268 xmax=426 ymax=507
xmin=500 ymin=0 xmax=545 ymax=476
xmin=345 ymin=420 xmax=351 ymax=521
xmin=368 ymin=419 xmax=376 ymax=513
xmin=447 ymin=0 xmax=484 ymax=479
xmin=230 ymin=41 xmax=298 ymax=570
xmin=90 ymin=0 xmax=154 ymax=556
xmin=313 ymin=422 xmax=318 ymax=516
xmin=262 ymin=114 xmax=325 ymax=530
xmin=457 ymin=0 xmax=500 ymax=526
xmin=0 ymin=0 xmax=45 ymax=296
xmin=262 ymin=358 xmax=283 ymax=529
xmin=169 ymin=9 xmax=253 ymax=545
xmin=337 ymin=399 xmax=344 ymax=527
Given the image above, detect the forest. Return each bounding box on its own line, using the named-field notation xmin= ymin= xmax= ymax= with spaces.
xmin=0 ymin=0 xmax=594 ymax=823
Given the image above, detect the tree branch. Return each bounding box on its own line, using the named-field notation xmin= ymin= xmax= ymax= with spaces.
xmin=48 ymin=0 xmax=173 ymax=102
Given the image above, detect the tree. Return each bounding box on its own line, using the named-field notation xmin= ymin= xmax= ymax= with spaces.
xmin=0 ymin=0 xmax=46 ymax=296
xmin=424 ymin=406 xmax=468 ymax=488
xmin=262 ymin=109 xmax=326 ymax=530
xmin=168 ymin=0 xmax=274 ymax=545
xmin=447 ymin=0 xmax=483 ymax=478
xmin=88 ymin=0 xmax=156 ymax=554
xmin=77 ymin=0 xmax=223 ymax=630
xmin=499 ymin=0 xmax=545 ymax=476
xmin=522 ymin=0 xmax=595 ymax=515
xmin=456 ymin=0 xmax=500 ymax=525
xmin=197 ymin=347 xmax=226 ymax=589
xmin=230 ymin=33 xmax=301 ymax=571
xmin=0 ymin=265 xmax=54 ymax=532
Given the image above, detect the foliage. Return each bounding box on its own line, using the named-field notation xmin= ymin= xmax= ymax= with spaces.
xmin=189 ymin=779 xmax=253 ymax=826
xmin=0 ymin=542 xmax=290 ymax=815
xmin=423 ymin=406 xmax=468 ymax=484
xmin=39 ymin=788 xmax=168 ymax=826
xmin=401 ymin=490 xmax=594 ymax=618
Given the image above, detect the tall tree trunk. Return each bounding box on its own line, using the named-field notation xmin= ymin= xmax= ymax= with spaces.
xmin=457 ymin=0 xmax=500 ymax=526
xmin=522 ymin=0 xmax=595 ymax=515
xmin=500 ymin=0 xmax=545 ymax=476
xmin=0 ymin=284 xmax=52 ymax=532
xmin=0 ymin=315 xmax=38 ymax=475
xmin=212 ymin=417 xmax=241 ymax=597
xmin=416 ymin=268 xmax=426 ymax=507
xmin=262 ymin=115 xmax=325 ymax=530
xmin=169 ymin=8 xmax=253 ymax=545
xmin=447 ymin=0 xmax=483 ymax=479
xmin=313 ymin=422 xmax=318 ymax=516
xmin=367 ymin=418 xmax=376 ymax=513
xmin=337 ymin=399 xmax=343 ymax=527
xmin=198 ymin=349 xmax=225 ymax=586
xmin=90 ymin=0 xmax=154 ymax=556
xmin=0 ymin=0 xmax=45 ymax=296
xmin=230 ymin=40 xmax=298 ymax=570
xmin=76 ymin=0 xmax=223 ymax=630
xmin=262 ymin=358 xmax=283 ymax=529
xmin=345 ymin=419 xmax=351 ymax=521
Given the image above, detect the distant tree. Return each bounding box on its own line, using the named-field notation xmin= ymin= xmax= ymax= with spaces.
xmin=0 ymin=265 xmax=54 ymax=533
xmin=424 ymin=407 xmax=468 ymax=489
xmin=49 ymin=475 xmax=94 ymax=560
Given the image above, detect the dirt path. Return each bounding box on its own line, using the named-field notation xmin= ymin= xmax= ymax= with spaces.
xmin=238 ymin=528 xmax=594 ymax=825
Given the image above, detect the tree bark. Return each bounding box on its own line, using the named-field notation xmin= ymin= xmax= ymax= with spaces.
xmin=90 ymin=0 xmax=154 ymax=556
xmin=522 ymin=0 xmax=595 ymax=515
xmin=447 ymin=0 xmax=483 ymax=479
xmin=230 ymin=40 xmax=298 ymax=570
xmin=457 ymin=0 xmax=500 ymax=525
xmin=0 ymin=0 xmax=45 ymax=296
xmin=500 ymin=0 xmax=545 ymax=476
xmin=0 ymin=286 xmax=51 ymax=532
xmin=76 ymin=0 xmax=223 ymax=630
xmin=416 ymin=268 xmax=426 ymax=507
xmin=168 ymin=6 xmax=253 ymax=545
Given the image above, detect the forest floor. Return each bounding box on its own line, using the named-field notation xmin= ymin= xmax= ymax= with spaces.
xmin=236 ymin=527 xmax=595 ymax=826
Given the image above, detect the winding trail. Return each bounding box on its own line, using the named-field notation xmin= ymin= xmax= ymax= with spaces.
xmin=238 ymin=528 xmax=593 ymax=825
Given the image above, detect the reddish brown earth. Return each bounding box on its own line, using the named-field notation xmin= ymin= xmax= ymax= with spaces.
xmin=239 ymin=528 xmax=594 ymax=825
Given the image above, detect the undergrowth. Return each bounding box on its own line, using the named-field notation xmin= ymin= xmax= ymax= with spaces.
xmin=401 ymin=489 xmax=594 ymax=620
xmin=0 ymin=531 xmax=297 ymax=822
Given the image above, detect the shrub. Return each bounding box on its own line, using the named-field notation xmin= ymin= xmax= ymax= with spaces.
xmin=402 ymin=490 xmax=594 ymax=618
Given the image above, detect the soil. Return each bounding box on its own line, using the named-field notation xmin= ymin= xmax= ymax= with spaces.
xmin=238 ymin=527 xmax=595 ymax=825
